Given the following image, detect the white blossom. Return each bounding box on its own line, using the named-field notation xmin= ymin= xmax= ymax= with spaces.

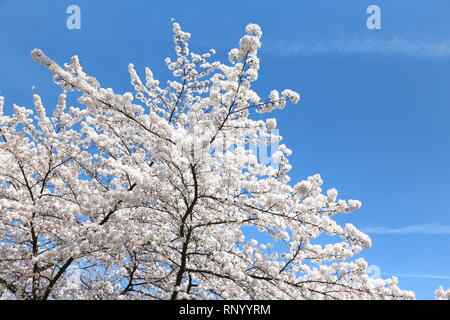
xmin=435 ymin=286 xmax=450 ymax=300
xmin=0 ymin=21 xmax=423 ymax=301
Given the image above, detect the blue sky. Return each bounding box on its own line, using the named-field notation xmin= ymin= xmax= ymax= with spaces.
xmin=1 ymin=0 xmax=450 ymax=299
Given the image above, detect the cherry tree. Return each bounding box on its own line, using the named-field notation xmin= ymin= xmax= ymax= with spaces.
xmin=0 ymin=21 xmax=421 ymax=300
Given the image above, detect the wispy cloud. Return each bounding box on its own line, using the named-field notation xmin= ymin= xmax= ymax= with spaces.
xmin=268 ymin=35 xmax=450 ymax=58
xmin=383 ymin=272 xmax=450 ymax=280
xmin=361 ymin=224 xmax=450 ymax=235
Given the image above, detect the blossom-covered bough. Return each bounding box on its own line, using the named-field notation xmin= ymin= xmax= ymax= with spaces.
xmin=0 ymin=21 xmax=442 ymax=300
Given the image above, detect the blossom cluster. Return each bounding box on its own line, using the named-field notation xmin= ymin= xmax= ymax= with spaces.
xmin=435 ymin=286 xmax=450 ymax=300
xmin=0 ymin=21 xmax=418 ymax=300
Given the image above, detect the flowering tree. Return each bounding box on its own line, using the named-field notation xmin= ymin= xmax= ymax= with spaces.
xmin=0 ymin=21 xmax=425 ymax=300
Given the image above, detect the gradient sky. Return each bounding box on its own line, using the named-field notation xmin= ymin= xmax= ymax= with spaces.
xmin=1 ymin=0 xmax=450 ymax=299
